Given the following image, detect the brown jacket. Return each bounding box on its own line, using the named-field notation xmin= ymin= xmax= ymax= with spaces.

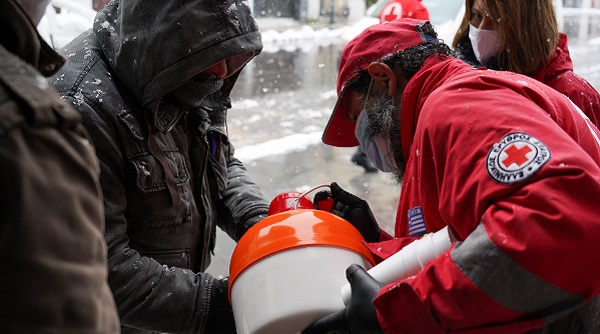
xmin=0 ymin=0 xmax=120 ymax=332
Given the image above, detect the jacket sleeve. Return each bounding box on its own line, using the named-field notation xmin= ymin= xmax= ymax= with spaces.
xmin=0 ymin=100 xmax=120 ymax=332
xmin=218 ymin=145 xmax=270 ymax=242
xmin=67 ymin=99 xmax=230 ymax=333
xmin=374 ymin=92 xmax=600 ymax=333
xmin=548 ymin=71 xmax=600 ymax=128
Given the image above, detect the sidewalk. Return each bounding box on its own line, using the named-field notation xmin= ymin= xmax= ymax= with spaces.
xmin=256 ymin=16 xmax=348 ymax=32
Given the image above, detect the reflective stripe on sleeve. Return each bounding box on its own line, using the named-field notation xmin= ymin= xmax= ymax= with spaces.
xmin=451 ymin=224 xmax=584 ymax=323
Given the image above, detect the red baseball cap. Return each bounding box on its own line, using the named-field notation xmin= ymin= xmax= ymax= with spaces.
xmin=322 ymin=18 xmax=430 ymax=147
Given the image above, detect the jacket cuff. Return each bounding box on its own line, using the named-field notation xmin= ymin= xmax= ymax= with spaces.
xmin=204 ymin=277 xmax=236 ymax=333
xmin=374 ymin=282 xmax=446 ymax=334
xmin=379 ymin=229 xmax=394 ymax=241
xmin=237 ymin=211 xmax=268 ymax=240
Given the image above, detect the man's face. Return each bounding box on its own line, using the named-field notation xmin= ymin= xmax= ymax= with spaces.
xmin=168 ymin=50 xmax=257 ymax=109
xmin=197 ymin=51 xmax=256 ymax=81
xmin=19 ymin=0 xmax=51 ymax=26
xmin=361 ymin=88 xmax=406 ymax=184
xmin=343 ymin=80 xmax=406 ymax=184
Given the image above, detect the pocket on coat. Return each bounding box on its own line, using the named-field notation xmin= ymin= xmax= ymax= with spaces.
xmin=139 ymin=249 xmax=190 ymax=269
xmin=131 ymin=151 xmax=189 ymax=192
xmin=127 ymin=152 xmax=192 ymax=228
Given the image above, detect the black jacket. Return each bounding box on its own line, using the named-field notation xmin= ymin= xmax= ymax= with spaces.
xmin=0 ymin=0 xmax=119 ymax=332
xmin=50 ymin=0 xmax=268 ymax=332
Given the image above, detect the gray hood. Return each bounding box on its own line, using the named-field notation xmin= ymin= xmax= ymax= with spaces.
xmin=94 ymin=0 xmax=262 ymax=112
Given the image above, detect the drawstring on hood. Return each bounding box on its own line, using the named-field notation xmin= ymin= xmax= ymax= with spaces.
xmin=145 ymin=111 xmax=181 ymax=207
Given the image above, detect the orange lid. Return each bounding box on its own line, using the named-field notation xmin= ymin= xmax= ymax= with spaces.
xmin=228 ymin=209 xmax=375 ymax=301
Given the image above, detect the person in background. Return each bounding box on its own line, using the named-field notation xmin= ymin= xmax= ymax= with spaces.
xmin=0 ymin=0 xmax=119 ymax=332
xmin=305 ymin=19 xmax=600 ymax=333
xmin=49 ymin=0 xmax=269 ymax=332
xmin=379 ymin=0 xmax=429 ymax=23
xmin=452 ymin=0 xmax=600 ymax=126
xmin=350 ymin=0 xmax=431 ymax=173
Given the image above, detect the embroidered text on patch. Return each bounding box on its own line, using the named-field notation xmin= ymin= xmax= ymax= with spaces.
xmin=487 ymin=132 xmax=551 ymax=185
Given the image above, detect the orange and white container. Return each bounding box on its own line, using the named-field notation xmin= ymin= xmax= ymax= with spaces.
xmin=228 ymin=200 xmax=375 ymax=334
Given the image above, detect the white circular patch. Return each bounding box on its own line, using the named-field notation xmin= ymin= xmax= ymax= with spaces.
xmin=487 ymin=132 xmax=551 ymax=185
xmin=381 ymin=2 xmax=403 ymax=21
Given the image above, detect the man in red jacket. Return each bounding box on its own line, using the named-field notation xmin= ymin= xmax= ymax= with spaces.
xmin=350 ymin=0 xmax=430 ymax=172
xmin=305 ymin=19 xmax=600 ymax=333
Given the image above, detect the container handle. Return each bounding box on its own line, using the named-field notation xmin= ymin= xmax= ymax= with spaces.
xmin=290 ymin=184 xmax=331 ymax=209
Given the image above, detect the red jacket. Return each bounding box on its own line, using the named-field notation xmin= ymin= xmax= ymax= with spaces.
xmin=530 ymin=33 xmax=600 ymax=127
xmin=368 ymin=56 xmax=600 ymax=333
xmin=378 ymin=0 xmax=430 ymax=23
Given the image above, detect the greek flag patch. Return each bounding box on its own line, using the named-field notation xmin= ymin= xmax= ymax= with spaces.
xmin=407 ymin=206 xmax=427 ymax=237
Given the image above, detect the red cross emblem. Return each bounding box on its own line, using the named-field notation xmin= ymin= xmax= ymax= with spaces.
xmin=487 ymin=132 xmax=551 ymax=185
xmin=501 ymin=144 xmax=532 ymax=167
xmin=381 ymin=2 xmax=402 ymax=22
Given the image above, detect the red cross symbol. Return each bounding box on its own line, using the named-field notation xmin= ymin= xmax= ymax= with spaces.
xmin=502 ymin=144 xmax=532 ymax=167
xmin=382 ymin=3 xmax=402 ymax=22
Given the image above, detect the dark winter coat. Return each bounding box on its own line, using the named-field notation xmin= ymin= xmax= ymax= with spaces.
xmin=0 ymin=0 xmax=120 ymax=332
xmin=455 ymin=33 xmax=600 ymax=127
xmin=49 ymin=0 xmax=268 ymax=332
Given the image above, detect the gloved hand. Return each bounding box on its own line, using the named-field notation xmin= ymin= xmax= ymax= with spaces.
xmin=314 ymin=182 xmax=381 ymax=242
xmin=302 ymin=264 xmax=385 ymax=334
xmin=238 ymin=213 xmax=267 ymax=239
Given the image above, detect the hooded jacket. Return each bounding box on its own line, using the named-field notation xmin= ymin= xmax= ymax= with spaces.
xmin=368 ymin=56 xmax=600 ymax=333
xmin=0 ymin=0 xmax=119 ymax=332
xmin=50 ymin=0 xmax=268 ymax=332
xmin=455 ymin=33 xmax=600 ymax=127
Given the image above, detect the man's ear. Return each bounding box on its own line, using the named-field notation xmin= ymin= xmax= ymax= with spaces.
xmin=367 ymin=62 xmax=397 ymax=97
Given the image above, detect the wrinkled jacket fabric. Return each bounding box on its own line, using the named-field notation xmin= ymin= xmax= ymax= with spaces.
xmin=368 ymin=57 xmax=600 ymax=333
xmin=455 ymin=33 xmax=600 ymax=126
xmin=0 ymin=0 xmax=120 ymax=332
xmin=50 ymin=0 xmax=268 ymax=332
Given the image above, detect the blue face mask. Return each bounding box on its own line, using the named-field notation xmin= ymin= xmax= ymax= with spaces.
xmin=354 ymin=111 xmax=399 ymax=173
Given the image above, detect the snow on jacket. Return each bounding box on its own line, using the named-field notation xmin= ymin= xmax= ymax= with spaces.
xmin=368 ymin=56 xmax=600 ymax=333
xmin=455 ymin=33 xmax=600 ymax=127
xmin=0 ymin=0 xmax=119 ymax=332
xmin=49 ymin=0 xmax=268 ymax=332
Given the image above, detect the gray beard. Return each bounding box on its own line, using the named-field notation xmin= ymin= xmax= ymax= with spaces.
xmin=170 ymin=78 xmax=224 ymax=109
xmin=363 ymin=90 xmax=406 ymax=185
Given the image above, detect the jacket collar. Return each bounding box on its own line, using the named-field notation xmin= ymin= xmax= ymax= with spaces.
xmin=0 ymin=0 xmax=65 ymax=76
xmin=400 ymin=56 xmax=474 ymax=161
xmin=530 ymin=33 xmax=574 ymax=83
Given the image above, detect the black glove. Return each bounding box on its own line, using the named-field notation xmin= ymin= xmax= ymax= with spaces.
xmin=314 ymin=182 xmax=381 ymax=242
xmin=302 ymin=264 xmax=384 ymax=334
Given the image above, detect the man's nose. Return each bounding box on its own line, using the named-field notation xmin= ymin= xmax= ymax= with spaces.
xmin=209 ymin=60 xmax=229 ymax=79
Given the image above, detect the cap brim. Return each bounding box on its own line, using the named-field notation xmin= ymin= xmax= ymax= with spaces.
xmin=322 ymin=93 xmax=359 ymax=147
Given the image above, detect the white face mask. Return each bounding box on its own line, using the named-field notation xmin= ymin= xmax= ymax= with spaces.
xmin=468 ymin=23 xmax=501 ymax=66
xmin=354 ymin=111 xmax=399 ymax=173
